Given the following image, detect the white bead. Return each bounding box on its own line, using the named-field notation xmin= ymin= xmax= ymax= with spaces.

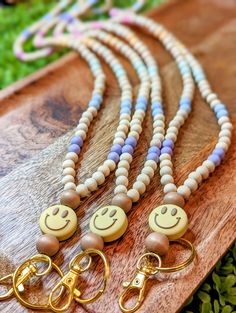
xmin=142 ymin=166 xmax=154 ymax=178
xmin=165 ymin=132 xmax=177 ymax=142
xmin=98 ymin=165 xmax=110 ymax=177
xmin=219 ymin=136 xmax=231 ymax=146
xmin=64 ymin=182 xmax=76 ymax=191
xmin=215 ymin=142 xmax=228 ymax=152
xmin=218 ymin=116 xmax=229 ymax=126
xmin=75 ymin=130 xmax=86 ymax=140
xmin=114 ymin=185 xmax=127 ymax=195
xmin=144 ymin=160 xmax=157 ymax=171
xmin=160 ymin=160 xmax=172 ymax=168
xmin=79 ymin=117 xmax=90 ymax=126
xmin=131 ymin=124 xmax=142 ymax=134
xmin=92 ymin=171 xmax=105 ymax=185
xmin=120 ymin=153 xmax=132 ymax=163
xmin=221 ymin=122 xmax=233 ymax=131
xmin=177 ymin=185 xmax=191 ymax=200
xmin=127 ymin=189 xmax=140 ymax=202
xmin=116 ymin=176 xmax=129 ymax=187
xmin=63 ymin=168 xmax=76 ymax=176
xmin=118 ymin=160 xmax=130 ymax=170
xmin=104 ymin=160 xmax=116 ymax=171
xmin=63 ymin=160 xmax=75 ymax=169
xmin=196 ymin=165 xmax=209 ymax=180
xmin=62 ymin=175 xmax=75 ymax=184
xmin=219 ymin=129 xmax=231 ymax=138
xmin=82 ymin=111 xmax=93 ymax=121
xmin=202 ymin=160 xmax=215 ymax=173
xmin=160 ymin=166 xmax=173 ymax=176
xmin=159 ymin=153 xmax=171 ymax=161
xmin=76 ymin=184 xmax=89 ymax=197
xmin=184 ymin=178 xmax=198 ymax=192
xmin=163 ymin=183 xmax=177 ymax=194
xmin=188 ymin=171 xmax=202 ymax=184
xmin=137 ymin=173 xmax=150 ymax=186
xmin=128 ymin=131 xmax=139 ymax=140
xmin=85 ymin=178 xmax=97 ymax=192
xmin=161 ymin=174 xmax=174 ymax=186
xmin=65 ymin=152 xmax=78 ymax=163
xmin=113 ymin=137 xmax=125 ymax=146
xmin=115 ymin=168 xmax=129 ymax=177
xmin=133 ymin=181 xmax=146 ymax=195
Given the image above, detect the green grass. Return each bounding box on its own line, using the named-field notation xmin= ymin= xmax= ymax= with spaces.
xmin=0 ymin=1 xmax=235 ymax=312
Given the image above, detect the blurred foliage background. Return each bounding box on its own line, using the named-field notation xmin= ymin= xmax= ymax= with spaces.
xmin=0 ymin=1 xmax=235 ymax=312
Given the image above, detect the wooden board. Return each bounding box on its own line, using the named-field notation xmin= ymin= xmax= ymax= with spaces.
xmin=0 ymin=0 xmax=236 ymax=312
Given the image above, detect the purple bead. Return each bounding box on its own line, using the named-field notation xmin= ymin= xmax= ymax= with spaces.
xmin=125 ymin=137 xmax=137 ymax=148
xmin=111 ymin=144 xmax=122 ymax=155
xmin=213 ymin=148 xmax=225 ymax=159
xmin=68 ymin=144 xmax=81 ymax=154
xmin=161 ymin=147 xmax=173 ymax=155
xmin=146 ymin=153 xmax=159 ymax=162
xmin=108 ymin=152 xmax=120 ymax=163
xmin=162 ymin=139 xmax=174 ymax=149
xmin=122 ymin=145 xmax=134 ymax=155
xmin=148 ymin=146 xmax=160 ymax=155
xmin=71 ymin=136 xmax=83 ymax=147
xmin=208 ymin=154 xmax=221 ymax=166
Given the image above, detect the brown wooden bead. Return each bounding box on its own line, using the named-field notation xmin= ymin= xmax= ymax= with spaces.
xmin=60 ymin=190 xmax=80 ymax=209
xmin=111 ymin=193 xmax=132 ymax=213
xmin=81 ymin=232 xmax=104 ymax=251
xmin=36 ymin=234 xmax=60 ymax=256
xmin=145 ymin=232 xmax=169 ymax=256
xmin=163 ymin=192 xmax=185 ymax=208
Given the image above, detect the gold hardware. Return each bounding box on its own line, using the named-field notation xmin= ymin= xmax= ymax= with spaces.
xmin=48 ymin=248 xmax=110 ymax=312
xmin=11 ymin=254 xmax=64 ymax=310
xmin=119 ymin=238 xmax=196 ymax=313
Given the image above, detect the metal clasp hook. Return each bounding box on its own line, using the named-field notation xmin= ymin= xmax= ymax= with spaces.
xmin=119 ymin=252 xmax=162 ymax=313
xmin=48 ymin=248 xmax=110 ymax=312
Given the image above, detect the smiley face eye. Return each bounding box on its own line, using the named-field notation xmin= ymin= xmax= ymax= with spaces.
xmin=102 ymin=208 xmax=108 ymax=215
xmin=109 ymin=209 xmax=117 ymax=217
xmin=161 ymin=206 xmax=167 ymax=214
xmin=61 ymin=210 xmax=69 ymax=218
xmin=171 ymin=208 xmax=177 ymax=216
xmin=53 ymin=207 xmax=59 ymax=215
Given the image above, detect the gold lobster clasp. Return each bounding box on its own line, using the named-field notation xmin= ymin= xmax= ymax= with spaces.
xmin=119 ymin=253 xmax=162 ymax=313
xmin=48 ymin=248 xmax=110 ymax=312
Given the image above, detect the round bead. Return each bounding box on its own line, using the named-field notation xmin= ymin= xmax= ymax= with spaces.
xmin=144 ymin=160 xmax=157 ymax=171
xmin=89 ymin=205 xmax=128 ymax=242
xmin=63 ymin=168 xmax=76 ymax=176
xmin=76 ymin=184 xmax=89 ymax=197
xmin=196 ymin=165 xmax=209 ymax=180
xmin=116 ymin=176 xmax=129 ymax=187
xmin=98 ymin=165 xmax=110 ymax=177
xmin=63 ymin=160 xmax=75 ymax=169
xmin=36 ymin=234 xmax=60 ymax=256
xmin=177 ymin=185 xmax=191 ymax=200
xmin=163 ymin=192 xmax=185 ymax=207
xmin=81 ymin=232 xmax=104 ymax=251
xmin=61 ymin=175 xmax=75 ymax=185
xmin=127 ymin=189 xmax=140 ymax=202
xmin=65 ymin=152 xmax=79 ymax=163
xmin=85 ymin=178 xmax=98 ymax=192
xmin=145 ymin=232 xmax=169 ymax=256
xmin=114 ymin=185 xmax=127 ymax=195
xmin=64 ymin=182 xmax=76 ymax=191
xmin=111 ymin=193 xmax=132 ymax=213
xmin=160 ymin=174 xmax=174 ymax=186
xmin=92 ymin=171 xmax=105 ymax=185
xmin=60 ymin=190 xmax=80 ymax=209
xmin=163 ymin=183 xmax=177 ymax=194
xmin=133 ymin=181 xmax=146 ymax=195
xmin=148 ymin=204 xmax=188 ymax=240
xmin=184 ymin=178 xmax=198 ymax=192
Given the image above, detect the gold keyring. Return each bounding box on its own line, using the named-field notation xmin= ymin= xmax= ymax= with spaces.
xmin=13 ymin=258 xmax=64 ymax=310
xmin=155 ymin=238 xmax=196 ymax=273
xmin=137 ymin=252 xmax=162 ymax=275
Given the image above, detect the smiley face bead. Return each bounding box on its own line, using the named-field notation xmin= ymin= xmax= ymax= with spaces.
xmin=39 ymin=205 xmax=77 ymax=241
xmin=148 ymin=204 xmax=188 ymax=240
xmin=89 ymin=206 xmax=128 ymax=242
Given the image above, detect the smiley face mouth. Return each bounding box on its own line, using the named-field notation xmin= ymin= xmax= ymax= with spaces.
xmin=154 ymin=214 xmax=181 ymax=229
xmin=93 ymin=215 xmax=117 ymax=230
xmin=45 ymin=214 xmax=70 ymax=231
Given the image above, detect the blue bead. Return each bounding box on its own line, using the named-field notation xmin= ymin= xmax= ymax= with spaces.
xmin=162 ymin=139 xmax=174 ymax=149
xmin=108 ymin=152 xmax=120 ymax=163
xmin=216 ymin=110 xmax=228 ymax=119
xmin=125 ymin=137 xmax=137 ymax=148
xmin=120 ymin=108 xmax=131 ymax=114
xmin=153 ymin=108 xmax=163 ymax=116
xmin=111 ymin=144 xmax=122 ymax=155
xmin=148 ymin=147 xmax=160 ymax=155
xmin=161 ymin=147 xmax=173 ymax=155
xmin=136 ymin=103 xmax=147 ymax=111
xmin=146 ymin=152 xmax=159 ymax=162
xmin=180 ymin=104 xmax=191 ymax=113
xmin=92 ymin=94 xmax=102 ymax=103
xmin=214 ymin=104 xmax=225 ymax=113
xmin=122 ymin=145 xmax=134 ymax=155
xmin=213 ymin=148 xmax=225 ymax=159
xmin=71 ymin=136 xmax=83 ymax=147
xmin=137 ymin=96 xmax=147 ymax=105
xmin=208 ymin=154 xmax=221 ymax=166
xmin=89 ymin=99 xmax=100 ymax=109
xmin=68 ymin=144 xmax=81 ymax=154
xmin=151 ymin=101 xmax=162 ymax=109
xmin=180 ymin=98 xmax=191 ymax=106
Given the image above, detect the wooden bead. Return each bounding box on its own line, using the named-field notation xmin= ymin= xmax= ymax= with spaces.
xmin=81 ymin=232 xmax=104 ymax=251
xmin=60 ymin=190 xmax=80 ymax=209
xmin=145 ymin=232 xmax=169 ymax=256
xmin=36 ymin=234 xmax=60 ymax=256
xmin=111 ymin=193 xmax=132 ymax=213
xmin=163 ymin=192 xmax=185 ymax=208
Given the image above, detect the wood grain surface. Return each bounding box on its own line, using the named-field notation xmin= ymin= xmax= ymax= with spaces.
xmin=0 ymin=0 xmax=236 ymax=312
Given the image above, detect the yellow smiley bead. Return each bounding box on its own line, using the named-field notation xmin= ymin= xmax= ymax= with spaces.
xmin=89 ymin=205 xmax=128 ymax=242
xmin=39 ymin=205 xmax=77 ymax=241
xmin=148 ymin=204 xmax=188 ymax=240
